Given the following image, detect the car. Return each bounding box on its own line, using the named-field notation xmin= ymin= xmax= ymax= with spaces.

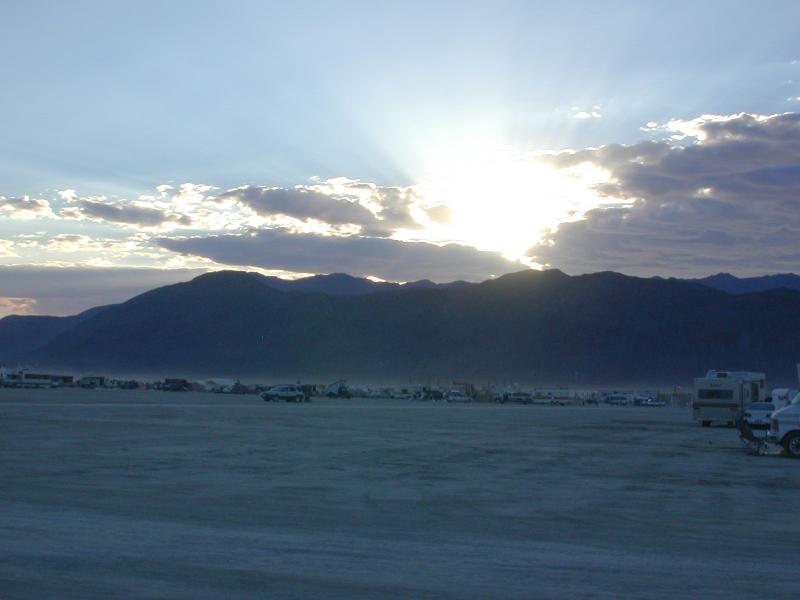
xmin=606 ymin=394 xmax=630 ymax=406
xmin=743 ymin=402 xmax=775 ymax=430
xmin=642 ymin=398 xmax=666 ymax=407
xmin=261 ymin=384 xmax=307 ymax=402
xmin=505 ymin=392 xmax=533 ymax=404
xmin=445 ymin=390 xmax=473 ymax=403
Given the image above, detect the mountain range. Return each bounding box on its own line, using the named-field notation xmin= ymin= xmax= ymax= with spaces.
xmin=3 ymin=269 xmax=800 ymax=386
xmin=683 ymin=273 xmax=800 ymax=295
xmin=0 ymin=305 xmax=109 ymax=364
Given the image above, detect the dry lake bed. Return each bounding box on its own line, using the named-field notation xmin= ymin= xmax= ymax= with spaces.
xmin=1 ymin=388 xmax=798 ymax=599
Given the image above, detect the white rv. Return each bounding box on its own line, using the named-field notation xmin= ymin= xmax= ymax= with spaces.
xmin=0 ymin=369 xmax=59 ymax=388
xmin=692 ymin=370 xmax=766 ymax=427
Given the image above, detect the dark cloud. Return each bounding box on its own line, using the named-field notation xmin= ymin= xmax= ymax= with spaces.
xmin=0 ymin=267 xmax=207 ymax=316
xmin=529 ymin=113 xmax=800 ymax=276
xmin=77 ymin=199 xmax=173 ymax=226
xmin=220 ymin=183 xmax=421 ymax=237
xmin=701 ymin=112 xmax=800 ymax=144
xmin=222 ymin=186 xmax=377 ymax=228
xmin=159 ymin=229 xmax=520 ymax=282
xmin=741 ymin=164 xmax=800 ymax=187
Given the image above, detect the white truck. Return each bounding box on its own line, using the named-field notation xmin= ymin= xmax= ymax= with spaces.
xmin=763 ymin=365 xmax=800 ymax=458
xmin=692 ymin=370 xmax=766 ymax=427
xmin=768 ymin=394 xmax=800 ymax=458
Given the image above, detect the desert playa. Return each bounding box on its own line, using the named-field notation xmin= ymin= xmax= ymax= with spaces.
xmin=2 ymin=388 xmax=798 ymax=599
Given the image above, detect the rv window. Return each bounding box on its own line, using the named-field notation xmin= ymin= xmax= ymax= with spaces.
xmin=698 ymin=389 xmax=734 ymax=400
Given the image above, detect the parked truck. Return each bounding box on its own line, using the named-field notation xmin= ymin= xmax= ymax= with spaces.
xmin=768 ymin=393 xmax=800 ymax=457
xmin=692 ymin=370 xmax=766 ymax=427
xmin=766 ymin=365 xmax=800 ymax=457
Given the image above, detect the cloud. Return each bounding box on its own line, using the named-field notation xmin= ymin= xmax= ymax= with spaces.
xmin=425 ymin=204 xmax=454 ymax=225
xmin=48 ymin=234 xmax=104 ymax=252
xmin=222 ymin=185 xmax=378 ymax=228
xmin=571 ymin=105 xmax=602 ymax=120
xmin=0 ymin=196 xmax=54 ymax=219
xmin=529 ymin=112 xmax=800 ymax=276
xmin=20 ymin=233 xmax=156 ymax=256
xmin=56 ymin=189 xmax=77 ymax=202
xmin=219 ymin=179 xmax=422 ymax=236
xmin=0 ymin=297 xmax=38 ymax=318
xmin=43 ymin=185 xmax=272 ymax=233
xmin=0 ymin=178 xmax=432 ymax=247
xmin=360 ymin=183 xmax=421 ymax=233
xmin=0 ymin=231 xmax=195 ymax=273
xmin=72 ymin=198 xmax=178 ymax=227
xmin=159 ymin=228 xmax=521 ymax=282
xmin=174 ymin=182 xmax=214 ymax=203
xmin=9 ymin=111 xmax=799 ymax=282
xmin=0 ymin=239 xmax=17 ymax=257
xmin=0 ymin=190 xmax=195 ymax=231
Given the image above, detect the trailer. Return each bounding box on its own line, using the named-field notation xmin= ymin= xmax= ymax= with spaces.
xmin=692 ymin=370 xmax=766 ymax=427
xmin=533 ymin=388 xmax=578 ymax=405
xmin=0 ymin=369 xmax=62 ymax=388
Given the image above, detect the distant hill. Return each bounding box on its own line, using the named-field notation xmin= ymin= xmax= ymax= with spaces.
xmin=0 ymin=272 xmax=455 ymax=365
xmin=257 ymin=271 xmax=800 ymax=297
xmin=258 ymin=272 xmax=465 ymax=295
xmin=0 ymin=305 xmax=110 ymax=364
xmin=22 ymin=269 xmax=800 ymax=386
xmin=685 ymin=273 xmax=800 ymax=294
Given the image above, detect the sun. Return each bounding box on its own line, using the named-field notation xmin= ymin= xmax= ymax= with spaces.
xmin=413 ymin=147 xmax=610 ymax=261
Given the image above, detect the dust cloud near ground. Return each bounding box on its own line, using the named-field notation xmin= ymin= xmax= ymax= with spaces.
xmin=1 ymin=388 xmax=797 ymax=599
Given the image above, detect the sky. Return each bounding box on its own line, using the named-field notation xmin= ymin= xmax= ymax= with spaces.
xmin=2 ymin=1 xmax=800 ymax=315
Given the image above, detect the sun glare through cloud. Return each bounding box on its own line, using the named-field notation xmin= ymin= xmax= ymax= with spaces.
xmin=414 ymin=146 xmax=613 ymax=261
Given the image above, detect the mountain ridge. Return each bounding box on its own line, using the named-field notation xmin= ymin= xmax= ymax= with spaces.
xmin=684 ymin=272 xmax=800 ymax=294
xmin=0 ymin=305 xmax=111 ymax=364
xmin=16 ymin=269 xmax=800 ymax=386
